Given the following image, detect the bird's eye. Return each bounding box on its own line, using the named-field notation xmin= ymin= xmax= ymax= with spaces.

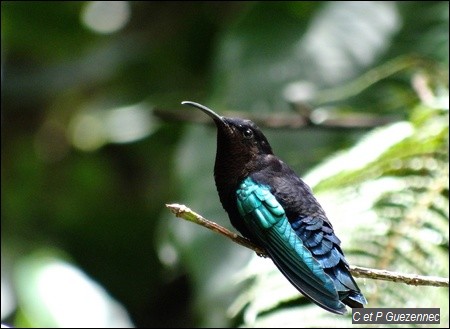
xmin=243 ymin=128 xmax=253 ymax=139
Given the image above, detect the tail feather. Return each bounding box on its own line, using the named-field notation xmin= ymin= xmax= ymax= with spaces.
xmin=343 ymin=292 xmax=367 ymax=308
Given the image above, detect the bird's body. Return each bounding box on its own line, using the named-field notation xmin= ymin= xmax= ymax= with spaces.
xmin=182 ymin=101 xmax=367 ymax=314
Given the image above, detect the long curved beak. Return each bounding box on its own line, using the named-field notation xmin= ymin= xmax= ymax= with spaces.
xmin=181 ymin=101 xmax=227 ymax=126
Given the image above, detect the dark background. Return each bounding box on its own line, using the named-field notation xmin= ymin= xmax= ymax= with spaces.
xmin=2 ymin=1 xmax=448 ymax=327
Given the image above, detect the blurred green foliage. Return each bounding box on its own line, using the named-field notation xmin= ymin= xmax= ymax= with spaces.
xmin=1 ymin=1 xmax=448 ymax=328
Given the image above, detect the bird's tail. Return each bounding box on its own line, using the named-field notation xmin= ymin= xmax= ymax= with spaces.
xmin=329 ymin=265 xmax=368 ymax=308
xmin=342 ymin=292 xmax=367 ymax=308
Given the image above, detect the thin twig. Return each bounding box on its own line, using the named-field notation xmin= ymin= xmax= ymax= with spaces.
xmin=166 ymin=203 xmax=449 ymax=288
xmin=348 ymin=265 xmax=449 ymax=288
xmin=166 ymin=203 xmax=266 ymax=256
xmin=153 ymin=108 xmax=397 ymax=130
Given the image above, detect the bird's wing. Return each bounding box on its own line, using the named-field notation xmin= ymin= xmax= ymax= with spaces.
xmin=236 ymin=177 xmax=347 ymax=314
xmin=291 ymin=214 xmax=367 ymax=304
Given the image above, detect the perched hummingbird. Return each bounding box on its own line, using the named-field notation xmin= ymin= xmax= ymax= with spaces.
xmin=182 ymin=101 xmax=367 ymax=314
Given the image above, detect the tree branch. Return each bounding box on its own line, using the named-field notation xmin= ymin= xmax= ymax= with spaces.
xmin=166 ymin=203 xmax=449 ymax=288
xmin=153 ymin=107 xmax=398 ymax=131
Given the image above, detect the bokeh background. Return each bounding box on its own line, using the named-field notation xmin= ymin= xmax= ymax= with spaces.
xmin=1 ymin=1 xmax=448 ymax=328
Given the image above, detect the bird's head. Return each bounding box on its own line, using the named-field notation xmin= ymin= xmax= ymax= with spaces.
xmin=182 ymin=101 xmax=273 ymax=156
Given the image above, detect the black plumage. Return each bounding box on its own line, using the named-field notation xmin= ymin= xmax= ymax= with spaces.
xmin=182 ymin=101 xmax=367 ymax=314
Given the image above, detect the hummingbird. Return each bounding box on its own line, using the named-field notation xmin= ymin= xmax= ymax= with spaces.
xmin=182 ymin=101 xmax=367 ymax=314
